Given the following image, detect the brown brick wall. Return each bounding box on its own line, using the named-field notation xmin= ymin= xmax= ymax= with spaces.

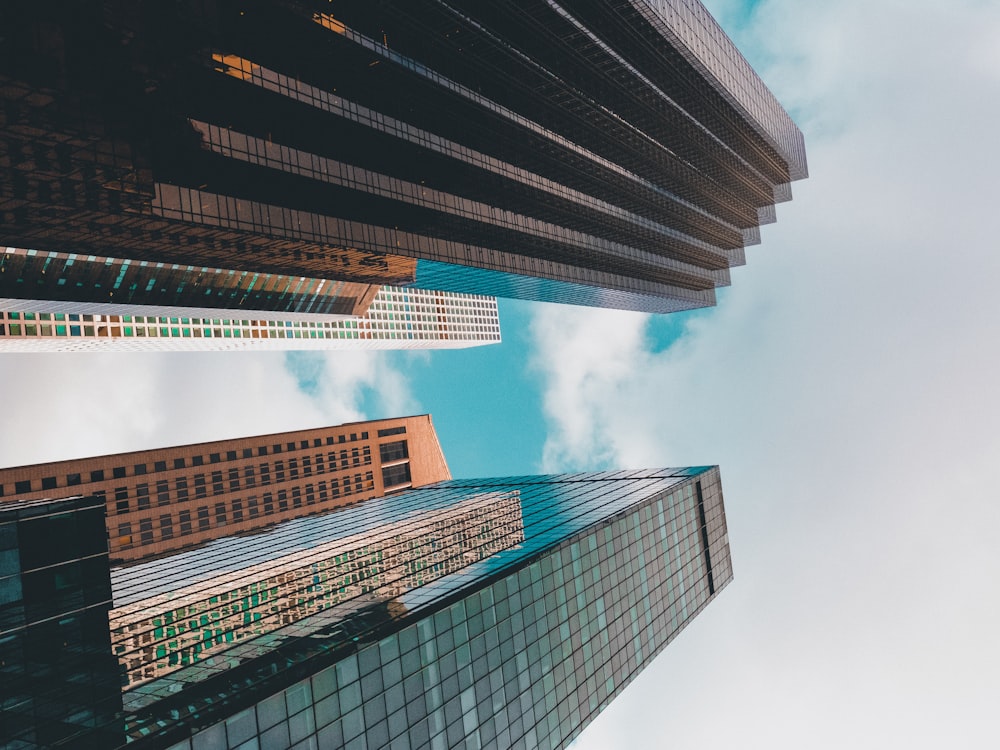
xmin=0 ymin=415 xmax=450 ymax=564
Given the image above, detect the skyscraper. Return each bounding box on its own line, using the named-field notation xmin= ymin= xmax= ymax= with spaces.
xmin=0 ymin=496 xmax=121 ymax=749
xmin=1 ymin=461 xmax=731 ymax=750
xmin=0 ymin=415 xmax=452 ymax=564
xmin=0 ymin=283 xmax=501 ymax=353
xmin=0 ymin=0 xmax=806 ymax=313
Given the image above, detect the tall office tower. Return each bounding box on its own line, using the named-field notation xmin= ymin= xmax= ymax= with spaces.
xmin=0 ymin=495 xmax=121 ymax=749
xmin=0 ymin=415 xmax=451 ymax=564
xmin=3 ymin=465 xmax=732 ymax=749
xmin=0 ymin=0 xmax=806 ymax=313
xmin=0 ymin=284 xmax=502 ymax=352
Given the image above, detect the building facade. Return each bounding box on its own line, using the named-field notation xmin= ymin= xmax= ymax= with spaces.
xmin=0 ymin=415 xmax=452 ymax=564
xmin=0 ymin=284 xmax=501 ymax=352
xmin=3 ymin=465 xmax=731 ymax=749
xmin=109 ymin=491 xmax=526 ymax=690
xmin=0 ymin=246 xmax=383 ymax=319
xmin=0 ymin=495 xmax=121 ymax=749
xmin=0 ymin=0 xmax=805 ymax=313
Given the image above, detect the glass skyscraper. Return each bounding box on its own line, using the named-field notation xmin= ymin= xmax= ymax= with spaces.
xmin=0 ymin=496 xmax=120 ymax=748
xmin=2 ymin=464 xmax=732 ymax=749
xmin=0 ymin=0 xmax=805 ymax=313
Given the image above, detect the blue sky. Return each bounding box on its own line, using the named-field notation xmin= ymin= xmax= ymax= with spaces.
xmin=2 ymin=0 xmax=1000 ymax=747
xmin=388 ymin=299 xmax=547 ymax=478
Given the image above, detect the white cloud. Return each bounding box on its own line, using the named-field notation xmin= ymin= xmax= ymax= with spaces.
xmin=529 ymin=305 xmax=651 ymax=470
xmin=0 ymin=350 xmax=418 ymax=468
xmin=549 ymin=1 xmax=1000 ymax=747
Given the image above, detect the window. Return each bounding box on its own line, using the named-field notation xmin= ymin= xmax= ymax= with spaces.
xmin=160 ymin=514 xmax=174 ymax=540
xmin=194 ymin=474 xmax=207 ymax=498
xmin=117 ymin=522 xmax=132 ymax=547
xmin=66 ymin=473 xmax=81 ymax=486
xmin=115 ymin=487 xmax=129 ymax=513
xmin=209 ymin=453 xmax=221 ymax=464
xmin=136 ymin=484 xmax=150 ymax=510
xmin=258 ymin=446 xmax=268 ymax=457
xmin=15 ymin=479 xmax=31 ymax=493
xmin=229 ymin=468 xmax=240 ymax=492
xmin=263 ymin=493 xmax=274 ymax=515
xmin=377 ymin=426 xmax=406 ymax=438
xmin=211 ymin=471 xmax=224 ymax=495
xmin=134 ymin=463 xmax=147 ymax=476
xmin=215 ymin=503 xmax=227 ymax=527
xmin=178 ymin=510 xmax=192 ymax=535
xmin=381 ymin=463 xmax=411 ymax=489
xmin=90 ymin=470 xmax=105 ymax=482
xmin=173 ymin=458 xmax=186 ymax=470
xmin=278 ymin=490 xmax=289 ymax=512
xmin=156 ymin=480 xmax=170 ymax=505
xmin=242 ymin=448 xmax=253 ymax=459
xmin=41 ymin=476 xmax=57 ymax=490
xmin=154 ymin=461 xmax=167 ymax=472
xmin=113 ymin=466 xmax=126 ymax=479
xmin=232 ymin=499 xmax=244 ymax=522
xmin=244 ymin=466 xmax=256 ymax=488
xmin=197 ymin=506 xmax=210 ymax=530
xmin=226 ymin=450 xmax=237 ymax=461
xmin=192 ymin=455 xmax=204 ymax=467
xmin=139 ymin=518 xmax=153 ymax=545
xmin=175 ymin=477 xmax=189 ymax=501
xmin=247 ymin=496 xmax=259 ymax=518
xmin=379 ymin=440 xmax=409 ymax=463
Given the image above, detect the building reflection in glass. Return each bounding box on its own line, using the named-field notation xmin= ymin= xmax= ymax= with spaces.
xmin=109 ymin=491 xmax=524 ymax=688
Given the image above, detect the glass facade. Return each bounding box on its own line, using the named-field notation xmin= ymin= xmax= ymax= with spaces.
xmin=409 ymin=260 xmax=712 ymax=314
xmin=38 ymin=466 xmax=729 ymax=750
xmin=0 ymin=0 xmax=805 ymax=313
xmin=0 ymin=464 xmax=731 ymax=749
xmin=0 ymin=246 xmax=382 ymax=318
xmin=0 ymin=496 xmax=120 ymax=749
